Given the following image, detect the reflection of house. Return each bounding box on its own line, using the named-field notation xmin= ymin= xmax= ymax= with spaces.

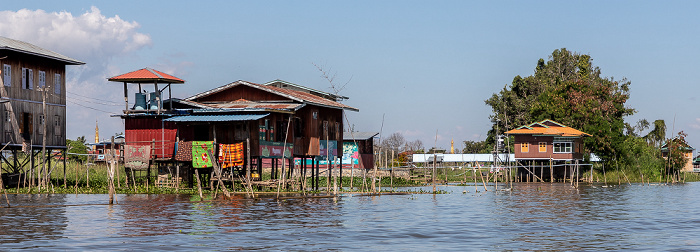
xmin=0 ymin=36 xmax=84 ymax=176
xmin=342 ymin=132 xmax=378 ymax=169
xmin=505 ymin=119 xmax=590 ymax=182
xmin=661 ymin=138 xmax=695 ymax=172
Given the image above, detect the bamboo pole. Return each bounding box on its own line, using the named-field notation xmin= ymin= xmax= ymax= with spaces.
xmin=390 ymin=149 xmax=394 ymax=192
xmin=0 ymin=143 xmax=11 ymax=207
xmin=207 ymin=150 xmax=231 ymax=198
xmin=194 ymin=169 xmax=203 ymax=201
xmin=277 ymin=116 xmax=292 ymax=198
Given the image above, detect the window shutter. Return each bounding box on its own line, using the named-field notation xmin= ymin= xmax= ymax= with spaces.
xmin=28 ymin=69 xmax=33 ymax=90
xmin=22 ymin=68 xmax=26 ymax=89
xmin=54 ymin=74 xmax=61 ymax=94
xmin=3 ymin=64 xmax=10 ymax=87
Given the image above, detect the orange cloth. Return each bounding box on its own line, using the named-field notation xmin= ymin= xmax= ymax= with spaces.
xmin=219 ymin=143 xmax=244 ymax=168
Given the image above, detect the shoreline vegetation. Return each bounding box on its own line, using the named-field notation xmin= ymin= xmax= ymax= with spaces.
xmin=2 ymin=161 xmax=699 ymax=197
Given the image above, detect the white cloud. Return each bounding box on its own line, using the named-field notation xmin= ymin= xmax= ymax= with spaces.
xmin=690 ymin=118 xmax=700 ymax=130
xmin=0 ymin=7 xmax=152 ymax=141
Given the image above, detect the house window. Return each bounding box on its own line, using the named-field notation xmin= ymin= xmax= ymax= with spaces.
xmin=38 ymin=114 xmax=45 ymax=135
xmin=3 ymin=64 xmax=10 ymax=87
xmin=22 ymin=68 xmax=33 ymax=90
xmin=539 ymin=142 xmax=547 ymax=152
xmin=38 ymin=71 xmax=46 ymax=88
xmin=54 ymin=115 xmax=62 ymax=143
xmin=553 ymin=142 xmax=573 ymax=153
xmin=521 ymin=142 xmax=529 ymax=153
xmin=54 ymin=74 xmax=61 ymax=94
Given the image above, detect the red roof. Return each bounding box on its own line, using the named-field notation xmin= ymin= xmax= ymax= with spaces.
xmin=108 ymin=68 xmax=185 ymax=84
xmin=505 ymin=119 xmax=590 ymax=137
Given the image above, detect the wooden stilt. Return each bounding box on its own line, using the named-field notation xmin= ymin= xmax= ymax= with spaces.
xmin=194 ymin=168 xmax=203 ymax=201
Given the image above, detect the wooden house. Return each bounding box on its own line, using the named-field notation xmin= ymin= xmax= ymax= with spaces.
xmin=167 ymin=80 xmax=358 ymax=186
xmin=0 ymin=36 xmax=84 ymax=175
xmin=342 ymin=131 xmax=378 ymax=169
xmin=505 ymin=119 xmax=590 ymax=182
xmin=661 ymin=138 xmax=695 ymax=172
xmin=112 ymin=73 xmax=359 ymax=188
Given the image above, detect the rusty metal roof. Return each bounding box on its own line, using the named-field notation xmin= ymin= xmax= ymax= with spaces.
xmin=164 ymin=114 xmax=269 ymax=122
xmin=0 ymin=36 xmax=84 ymax=65
xmin=108 ymin=68 xmax=185 ymax=84
xmin=263 ymin=79 xmax=349 ymax=101
xmin=185 ymin=80 xmax=359 ymax=112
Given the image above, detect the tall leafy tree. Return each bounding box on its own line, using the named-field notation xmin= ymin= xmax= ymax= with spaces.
xmin=485 ymin=48 xmax=635 ymax=163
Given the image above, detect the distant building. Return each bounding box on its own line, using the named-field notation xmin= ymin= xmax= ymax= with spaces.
xmin=505 ymin=119 xmax=590 ymax=161
xmin=661 ymin=138 xmax=695 ymax=172
xmin=504 ymin=119 xmax=590 ymax=182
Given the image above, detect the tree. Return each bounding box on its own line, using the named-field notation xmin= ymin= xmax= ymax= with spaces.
xmin=382 ymin=132 xmax=406 ymax=153
xmin=462 ymin=140 xmax=491 ymax=154
xmin=66 ymin=137 xmax=89 ymax=163
xmin=665 ymin=131 xmax=690 ymax=175
xmin=485 ymin=48 xmax=635 ymax=164
xmin=403 ymin=139 xmax=424 ymax=153
xmin=644 ymin=120 xmax=666 ymax=148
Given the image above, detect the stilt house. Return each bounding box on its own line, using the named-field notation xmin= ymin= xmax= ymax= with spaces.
xmin=0 ymin=36 xmax=84 ymax=175
xmin=167 ymin=80 xmax=358 ymax=175
xmin=505 ymin=119 xmax=590 ymax=182
xmin=111 ymin=72 xmax=359 ymax=187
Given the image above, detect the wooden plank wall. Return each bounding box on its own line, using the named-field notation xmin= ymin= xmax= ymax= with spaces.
xmin=0 ymin=51 xmax=67 ymax=147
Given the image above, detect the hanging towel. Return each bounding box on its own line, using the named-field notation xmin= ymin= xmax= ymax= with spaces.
xmin=175 ymin=141 xmax=193 ymax=161
xmin=192 ymin=141 xmax=215 ymax=168
xmin=124 ymin=145 xmax=151 ymax=169
xmin=219 ymin=143 xmax=244 ymax=168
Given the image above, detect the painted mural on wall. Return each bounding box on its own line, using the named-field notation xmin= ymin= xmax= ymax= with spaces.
xmin=342 ymin=142 xmax=359 ymax=165
xmin=295 ymin=141 xmax=359 ymax=166
xmin=259 ymin=141 xmax=292 ymax=158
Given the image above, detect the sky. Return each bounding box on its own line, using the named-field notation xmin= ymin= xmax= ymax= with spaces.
xmin=1 ymin=1 xmax=699 ymax=151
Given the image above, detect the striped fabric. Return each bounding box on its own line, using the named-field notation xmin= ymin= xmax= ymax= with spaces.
xmin=192 ymin=141 xmax=214 ymax=168
xmin=219 ymin=143 xmax=244 ymax=168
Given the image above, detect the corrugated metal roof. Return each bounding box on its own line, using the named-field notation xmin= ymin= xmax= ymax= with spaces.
xmin=108 ymin=68 xmax=185 ymax=84
xmin=343 ymin=132 xmax=379 ymax=140
xmin=186 ymin=80 xmax=359 ymax=112
xmin=0 ymin=36 xmax=84 ymax=65
xmin=164 ymin=114 xmax=269 ymax=122
xmin=263 ymin=79 xmax=349 ymax=101
xmin=205 ymin=100 xmax=303 ymax=110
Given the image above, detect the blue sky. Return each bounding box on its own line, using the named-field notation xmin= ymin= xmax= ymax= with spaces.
xmin=1 ymin=1 xmax=699 ymax=150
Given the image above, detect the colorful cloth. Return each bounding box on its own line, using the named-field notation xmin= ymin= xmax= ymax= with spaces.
xmin=219 ymin=143 xmax=244 ymax=168
xmin=124 ymin=145 xmax=151 ymax=169
xmin=192 ymin=141 xmax=214 ymax=168
xmin=175 ymin=141 xmax=192 ymax=161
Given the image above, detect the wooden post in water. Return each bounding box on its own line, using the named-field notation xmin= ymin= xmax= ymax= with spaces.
xmin=550 ymin=158 xmax=553 ymax=183
xmin=390 ymin=150 xmax=394 ymax=191
xmin=108 ymin=136 xmax=115 ymax=204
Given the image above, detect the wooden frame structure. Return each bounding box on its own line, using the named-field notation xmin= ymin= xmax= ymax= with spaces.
xmin=0 ymin=36 xmax=84 ymax=187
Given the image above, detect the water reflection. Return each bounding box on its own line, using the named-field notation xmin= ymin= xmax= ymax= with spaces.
xmin=0 ymin=194 xmax=68 ymax=244
xmin=1 ymin=184 xmax=700 ymax=250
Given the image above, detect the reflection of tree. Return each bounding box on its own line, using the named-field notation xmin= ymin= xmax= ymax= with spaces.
xmin=0 ymin=194 xmax=68 ymax=244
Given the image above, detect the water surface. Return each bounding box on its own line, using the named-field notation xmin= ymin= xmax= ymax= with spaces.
xmin=1 ymin=183 xmax=699 ymax=251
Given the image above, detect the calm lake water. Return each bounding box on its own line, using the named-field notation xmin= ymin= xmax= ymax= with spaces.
xmin=1 ymin=183 xmax=699 ymax=251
